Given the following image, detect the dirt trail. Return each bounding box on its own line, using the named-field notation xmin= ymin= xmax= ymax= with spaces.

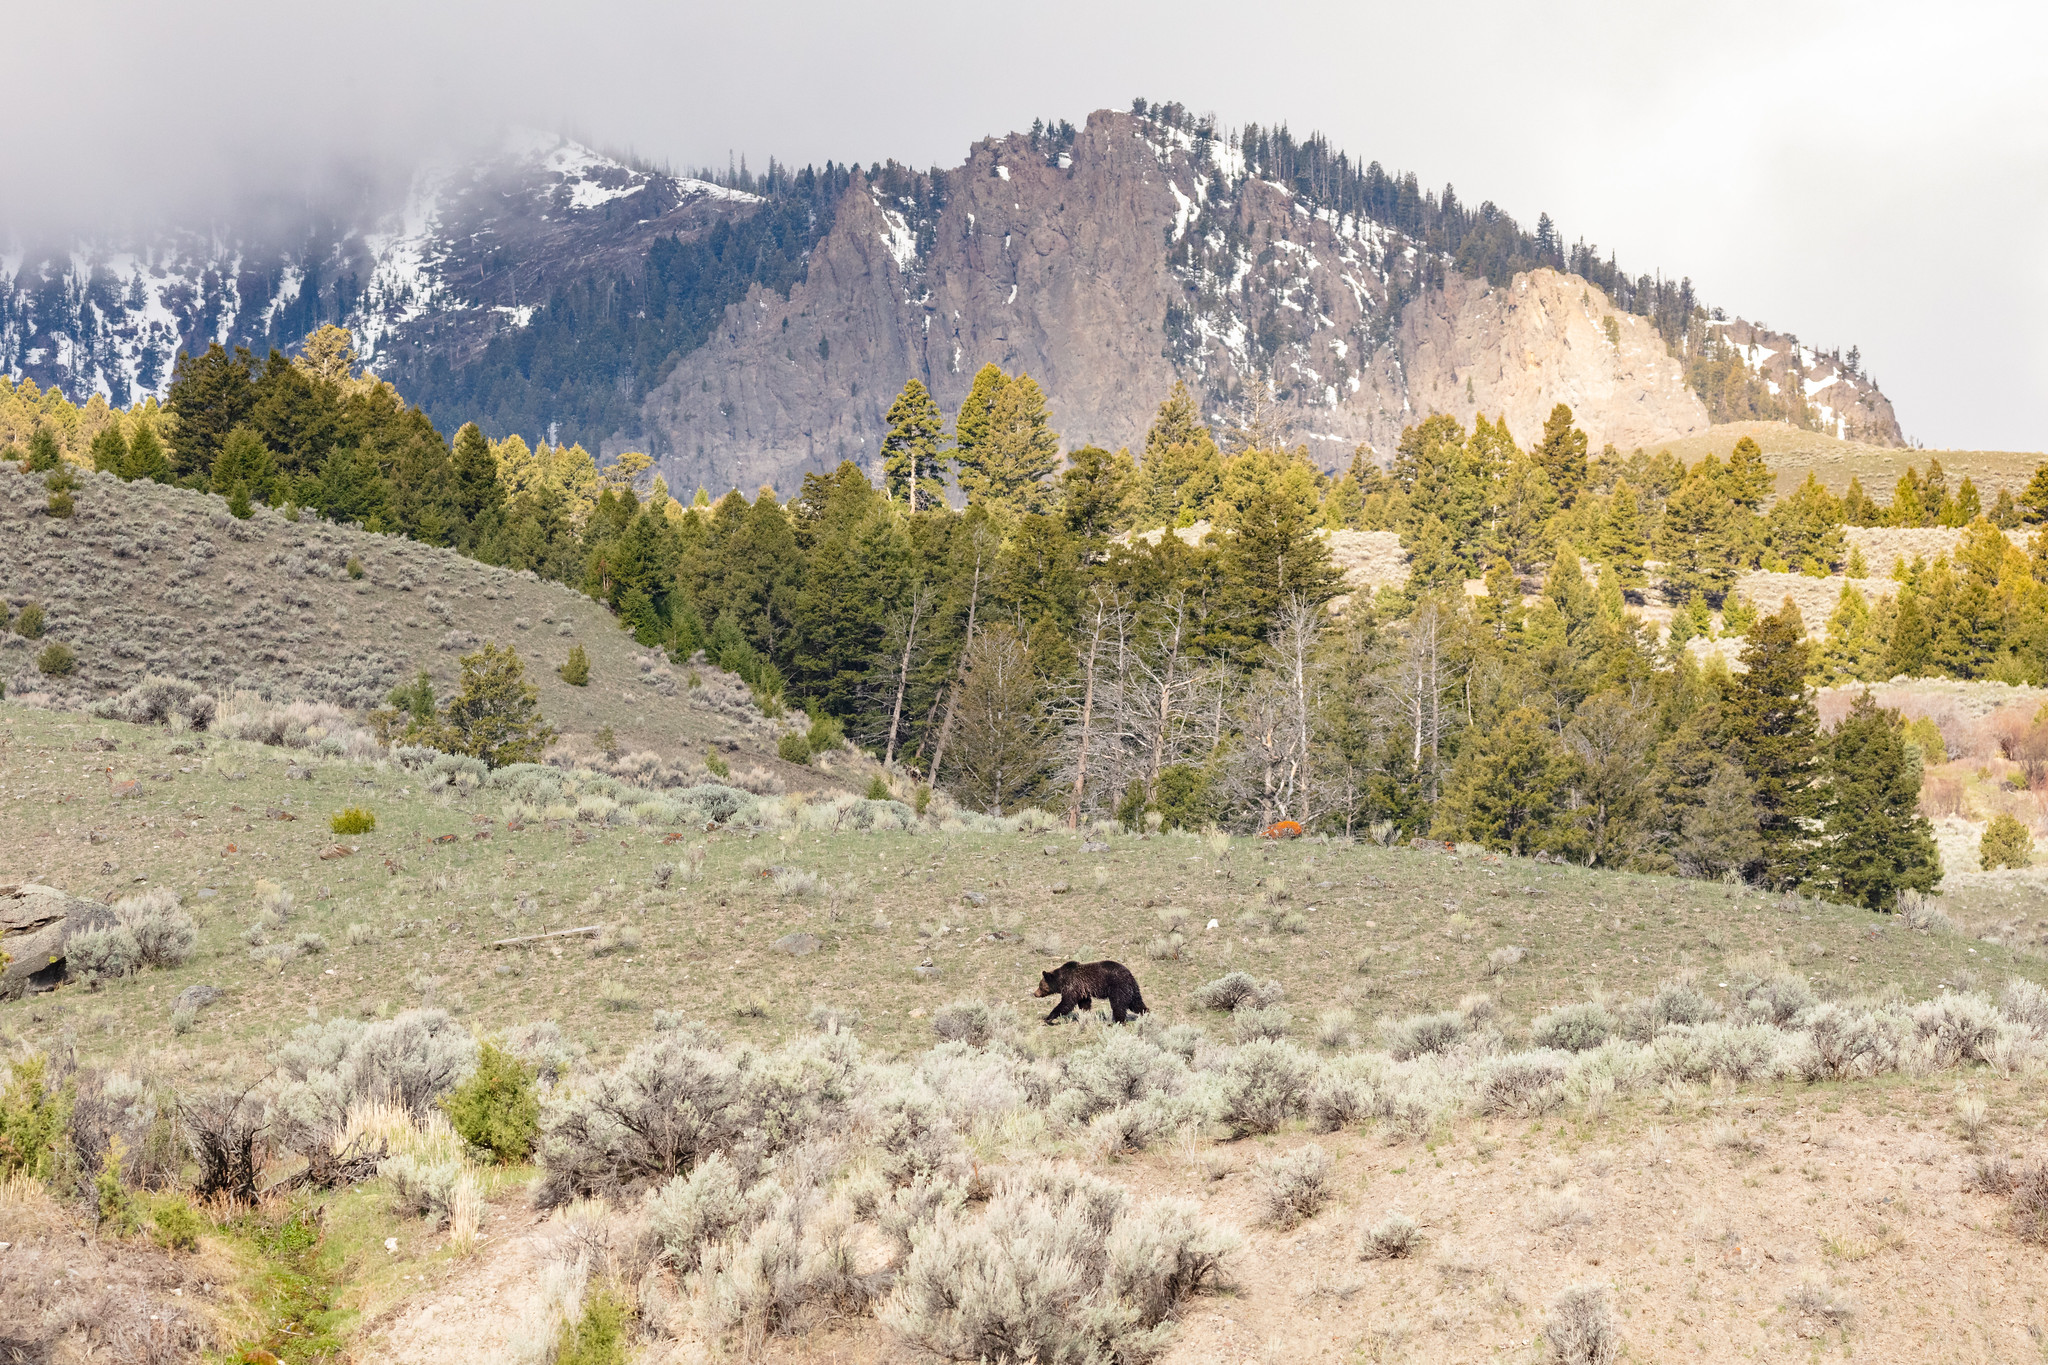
xmin=356 ymin=1199 xmax=569 ymax=1364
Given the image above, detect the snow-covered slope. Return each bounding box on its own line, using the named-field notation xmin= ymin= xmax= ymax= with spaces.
xmin=0 ymin=134 xmax=759 ymax=406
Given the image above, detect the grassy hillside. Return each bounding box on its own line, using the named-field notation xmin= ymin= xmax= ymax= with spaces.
xmin=5 ymin=699 xmax=2040 ymax=1067
xmin=0 ymin=465 xmax=828 ymax=786
xmin=4 ymin=699 xmax=2048 ymax=1363
xmin=1651 ymin=421 xmax=2043 ymax=500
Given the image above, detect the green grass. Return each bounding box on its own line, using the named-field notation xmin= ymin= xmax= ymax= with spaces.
xmin=5 ymin=699 xmax=2043 ymax=1071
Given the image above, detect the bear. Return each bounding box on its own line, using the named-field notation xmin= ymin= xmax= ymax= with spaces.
xmin=1034 ymin=959 xmax=1148 ymax=1024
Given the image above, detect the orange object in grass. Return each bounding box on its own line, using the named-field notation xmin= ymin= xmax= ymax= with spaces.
xmin=1262 ymin=820 xmax=1304 ymax=840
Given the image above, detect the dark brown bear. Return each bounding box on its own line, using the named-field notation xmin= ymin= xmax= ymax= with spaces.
xmin=1034 ymin=959 xmax=1148 ymax=1024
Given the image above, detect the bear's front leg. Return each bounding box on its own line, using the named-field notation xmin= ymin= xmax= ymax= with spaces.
xmin=1044 ymin=992 xmax=1085 ymax=1023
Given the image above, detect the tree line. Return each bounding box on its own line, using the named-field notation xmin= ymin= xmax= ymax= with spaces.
xmin=12 ymin=330 xmax=2048 ymax=908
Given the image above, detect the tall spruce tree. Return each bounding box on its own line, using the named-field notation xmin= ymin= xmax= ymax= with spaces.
xmin=952 ymin=364 xmax=1007 ymax=497
xmin=881 ymin=378 xmax=948 ymax=510
xmin=164 ymin=342 xmax=257 ymax=480
xmin=959 ymin=371 xmax=1059 ymax=514
xmin=1811 ymin=689 xmax=1940 ymax=908
xmin=1723 ymin=600 xmax=1820 ymax=887
xmin=1138 ymin=381 xmax=1223 ymax=526
xmin=1660 ymin=462 xmax=1741 ymax=604
xmin=1531 ymin=403 xmax=1589 ymax=508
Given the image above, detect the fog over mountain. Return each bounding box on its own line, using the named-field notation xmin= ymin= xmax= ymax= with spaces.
xmin=5 ymin=0 xmax=2042 ymax=451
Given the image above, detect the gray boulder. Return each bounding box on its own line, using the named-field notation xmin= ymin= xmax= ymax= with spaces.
xmin=1 ymin=883 xmax=117 ymax=995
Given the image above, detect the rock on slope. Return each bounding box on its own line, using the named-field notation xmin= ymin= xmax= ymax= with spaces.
xmin=0 ymin=466 xmax=794 ymax=771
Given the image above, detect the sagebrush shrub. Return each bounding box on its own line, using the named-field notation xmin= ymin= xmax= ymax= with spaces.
xmin=111 ymin=890 xmax=197 ymax=969
xmin=649 ymin=1153 xmax=749 ymax=1272
xmin=1381 ymin=1010 xmax=1466 ymax=1060
xmin=1053 ymin=1029 xmax=1188 ymax=1127
xmin=67 ymin=923 xmax=142 ymax=979
xmin=2002 ymin=977 xmax=2048 ymax=1033
xmin=1230 ymin=1005 xmax=1292 ymax=1044
xmin=441 ymin=1042 xmax=540 ymax=1163
xmin=1545 ymin=1283 xmax=1619 ymax=1365
xmin=1251 ymin=1143 xmax=1334 ymax=1228
xmin=1191 ymin=971 xmax=1282 ymax=1013
xmin=2011 ymin=1163 xmax=2048 ymax=1245
xmin=1359 ymin=1212 xmax=1420 ymax=1260
xmin=1475 ymin=1052 xmax=1569 ymax=1117
xmin=881 ymin=1163 xmax=1231 ymax=1363
xmin=1531 ymin=1002 xmax=1615 ymax=1052
xmin=1216 ymin=1039 xmax=1314 ymax=1136
xmin=931 ymin=999 xmax=1014 ymax=1048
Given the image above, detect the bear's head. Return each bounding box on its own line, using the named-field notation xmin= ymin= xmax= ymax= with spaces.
xmin=1034 ymin=970 xmax=1057 ymax=997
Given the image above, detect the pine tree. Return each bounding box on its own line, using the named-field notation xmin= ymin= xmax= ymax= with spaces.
xmin=1812 ymin=690 xmax=1940 ymax=907
xmin=1883 ymin=592 xmax=1930 ymax=677
xmin=2020 ymin=462 xmax=2048 ymax=524
xmin=1889 ymin=467 xmax=1927 ymax=527
xmin=1432 ymin=707 xmax=1575 ymax=856
xmin=1531 ymin=404 xmax=1589 ymax=508
xmin=1723 ymin=600 xmax=1820 ymax=887
xmin=881 ymin=378 xmax=948 ymax=510
xmin=430 ymin=641 xmax=556 ymax=767
xmin=1660 ymin=463 xmax=1741 ymax=604
xmin=1723 ymin=435 xmax=1774 ymax=511
xmin=1945 ymin=476 xmax=1982 ymax=527
xmin=968 ymin=372 xmax=1060 ymax=515
xmin=89 ymin=424 xmax=128 ymax=475
xmin=1819 ymin=583 xmax=1882 ymax=682
xmin=25 ymin=428 xmax=60 ymax=472
xmin=1138 ymin=382 xmax=1223 ymax=526
xmin=1841 ymin=476 xmax=1882 ymax=526
xmin=122 ymin=423 xmax=171 ymax=483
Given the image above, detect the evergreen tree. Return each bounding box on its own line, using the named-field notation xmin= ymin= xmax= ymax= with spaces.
xmin=1137 ymin=381 xmax=1224 ymax=526
xmin=163 ymin=342 xmax=257 ymax=480
xmin=951 ymin=364 xmax=1006 ymax=493
xmin=89 ymin=424 xmax=127 ymax=475
xmin=1593 ymin=479 xmax=1649 ymax=592
xmin=211 ymin=425 xmax=276 ymax=501
xmin=1660 ymin=462 xmax=1741 ymax=604
xmin=1723 ymin=435 xmax=1774 ymax=511
xmin=1060 ymin=445 xmax=1135 ymax=552
xmin=1819 ymin=584 xmax=1882 ymax=682
xmin=1764 ymin=474 xmax=1844 ymax=574
xmin=25 ymin=428 xmax=60 ymax=472
xmin=1812 ymin=690 xmax=1940 ymax=908
xmin=1723 ymin=600 xmax=1820 ymax=887
xmin=122 ymin=423 xmax=171 ymax=483
xmin=948 ymin=623 xmax=1053 ymax=814
xmin=966 ymin=372 xmax=1060 ymax=515
xmin=1432 ymin=706 xmax=1575 ymax=856
xmin=1531 ymin=404 xmax=1589 ymax=508
xmin=880 ymin=378 xmax=948 ymax=510
xmin=451 ymin=422 xmax=505 ymax=529
xmin=428 ymin=641 xmax=556 ymax=768
xmin=1673 ymin=760 xmax=1764 ymax=880
xmin=2020 ymin=462 xmax=2048 ymax=524
xmin=1841 ymin=476 xmax=1882 ymax=526
xmin=1883 ymin=592 xmax=1931 ymax=677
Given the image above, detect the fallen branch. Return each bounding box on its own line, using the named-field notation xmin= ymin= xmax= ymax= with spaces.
xmin=490 ymin=924 xmax=604 ymax=948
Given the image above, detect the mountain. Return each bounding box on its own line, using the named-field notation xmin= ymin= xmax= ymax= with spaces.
xmin=2 ymin=105 xmax=1903 ymax=496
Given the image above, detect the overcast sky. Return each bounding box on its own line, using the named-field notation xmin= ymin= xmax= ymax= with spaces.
xmin=11 ymin=0 xmax=2043 ymax=451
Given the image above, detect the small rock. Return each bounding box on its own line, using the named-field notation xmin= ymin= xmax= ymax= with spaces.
xmin=174 ymin=985 xmax=222 ymax=1014
xmin=1082 ymin=841 xmax=1110 ymax=853
xmin=909 ymin=1008 xmax=927 ymax=1019
xmin=1207 ymin=918 xmax=1219 ymax=929
xmin=773 ymin=932 xmax=821 ymax=957
xmin=385 ymin=1237 xmax=398 ymax=1252
xmin=960 ymin=891 xmax=988 ymax=907
xmin=1049 ymin=882 xmax=1070 ymax=895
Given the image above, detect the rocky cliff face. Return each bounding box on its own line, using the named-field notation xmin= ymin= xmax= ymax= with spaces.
xmin=4 ymin=109 xmax=1904 ymax=490
xmin=639 ymin=110 xmax=1844 ymax=497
